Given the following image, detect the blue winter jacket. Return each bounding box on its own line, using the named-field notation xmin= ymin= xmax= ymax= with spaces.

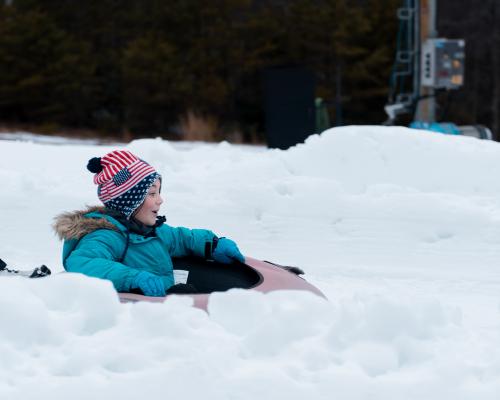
xmin=53 ymin=207 xmax=216 ymax=292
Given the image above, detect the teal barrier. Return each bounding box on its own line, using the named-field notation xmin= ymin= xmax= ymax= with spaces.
xmin=409 ymin=121 xmax=461 ymax=135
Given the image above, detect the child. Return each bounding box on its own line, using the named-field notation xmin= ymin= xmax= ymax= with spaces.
xmin=53 ymin=150 xmax=244 ymax=296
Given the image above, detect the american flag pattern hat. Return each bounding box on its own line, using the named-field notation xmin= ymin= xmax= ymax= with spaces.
xmin=88 ymin=150 xmax=161 ymax=218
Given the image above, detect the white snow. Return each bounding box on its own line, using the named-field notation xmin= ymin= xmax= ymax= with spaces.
xmin=1 ymin=125 xmax=500 ymax=399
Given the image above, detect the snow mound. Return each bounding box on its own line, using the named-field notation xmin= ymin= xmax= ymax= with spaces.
xmin=285 ymin=126 xmax=500 ymax=195
xmin=1 ymin=276 xmax=498 ymax=400
xmin=1 ymin=126 xmax=500 ymax=399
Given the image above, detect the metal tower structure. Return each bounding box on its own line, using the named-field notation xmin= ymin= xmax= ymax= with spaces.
xmin=385 ymin=0 xmax=466 ymax=126
xmin=385 ymin=0 xmax=420 ymax=124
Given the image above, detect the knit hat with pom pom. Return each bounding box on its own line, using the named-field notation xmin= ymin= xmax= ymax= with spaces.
xmin=87 ymin=150 xmax=161 ymax=218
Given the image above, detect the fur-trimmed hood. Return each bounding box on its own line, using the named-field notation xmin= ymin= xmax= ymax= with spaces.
xmin=53 ymin=206 xmax=120 ymax=241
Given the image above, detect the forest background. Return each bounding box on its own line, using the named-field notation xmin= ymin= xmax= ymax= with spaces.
xmin=0 ymin=0 xmax=497 ymax=143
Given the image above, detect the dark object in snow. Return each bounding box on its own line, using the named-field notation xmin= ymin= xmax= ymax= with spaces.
xmin=0 ymin=258 xmax=52 ymax=278
xmin=119 ymin=256 xmax=325 ymax=310
xmin=263 ymin=67 xmax=316 ymax=150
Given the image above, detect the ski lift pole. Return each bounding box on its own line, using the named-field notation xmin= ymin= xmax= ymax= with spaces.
xmin=415 ymin=0 xmax=437 ymax=122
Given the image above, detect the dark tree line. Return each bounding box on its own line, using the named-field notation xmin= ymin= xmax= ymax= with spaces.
xmin=437 ymin=0 xmax=500 ymax=139
xmin=0 ymin=0 xmax=411 ymax=141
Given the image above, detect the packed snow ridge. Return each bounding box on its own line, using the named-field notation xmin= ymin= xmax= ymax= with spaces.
xmin=0 ymin=126 xmax=499 ymax=399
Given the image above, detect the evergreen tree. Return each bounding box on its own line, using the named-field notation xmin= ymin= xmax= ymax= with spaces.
xmin=0 ymin=0 xmax=403 ymax=139
xmin=0 ymin=6 xmax=95 ymax=126
xmin=122 ymin=33 xmax=188 ymax=136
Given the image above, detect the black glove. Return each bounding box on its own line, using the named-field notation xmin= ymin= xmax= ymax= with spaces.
xmin=166 ymin=283 xmax=198 ymax=294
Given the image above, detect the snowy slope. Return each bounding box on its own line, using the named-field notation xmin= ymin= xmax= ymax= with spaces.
xmin=0 ymin=126 xmax=499 ymax=399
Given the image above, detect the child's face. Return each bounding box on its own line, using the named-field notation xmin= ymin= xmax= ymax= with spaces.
xmin=134 ymin=179 xmax=163 ymax=226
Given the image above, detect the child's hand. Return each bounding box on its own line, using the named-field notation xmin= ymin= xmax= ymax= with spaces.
xmin=131 ymin=271 xmax=166 ymax=296
xmin=212 ymin=237 xmax=245 ymax=264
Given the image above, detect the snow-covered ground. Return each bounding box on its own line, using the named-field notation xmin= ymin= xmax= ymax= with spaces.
xmin=1 ymin=126 xmax=499 ymax=399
